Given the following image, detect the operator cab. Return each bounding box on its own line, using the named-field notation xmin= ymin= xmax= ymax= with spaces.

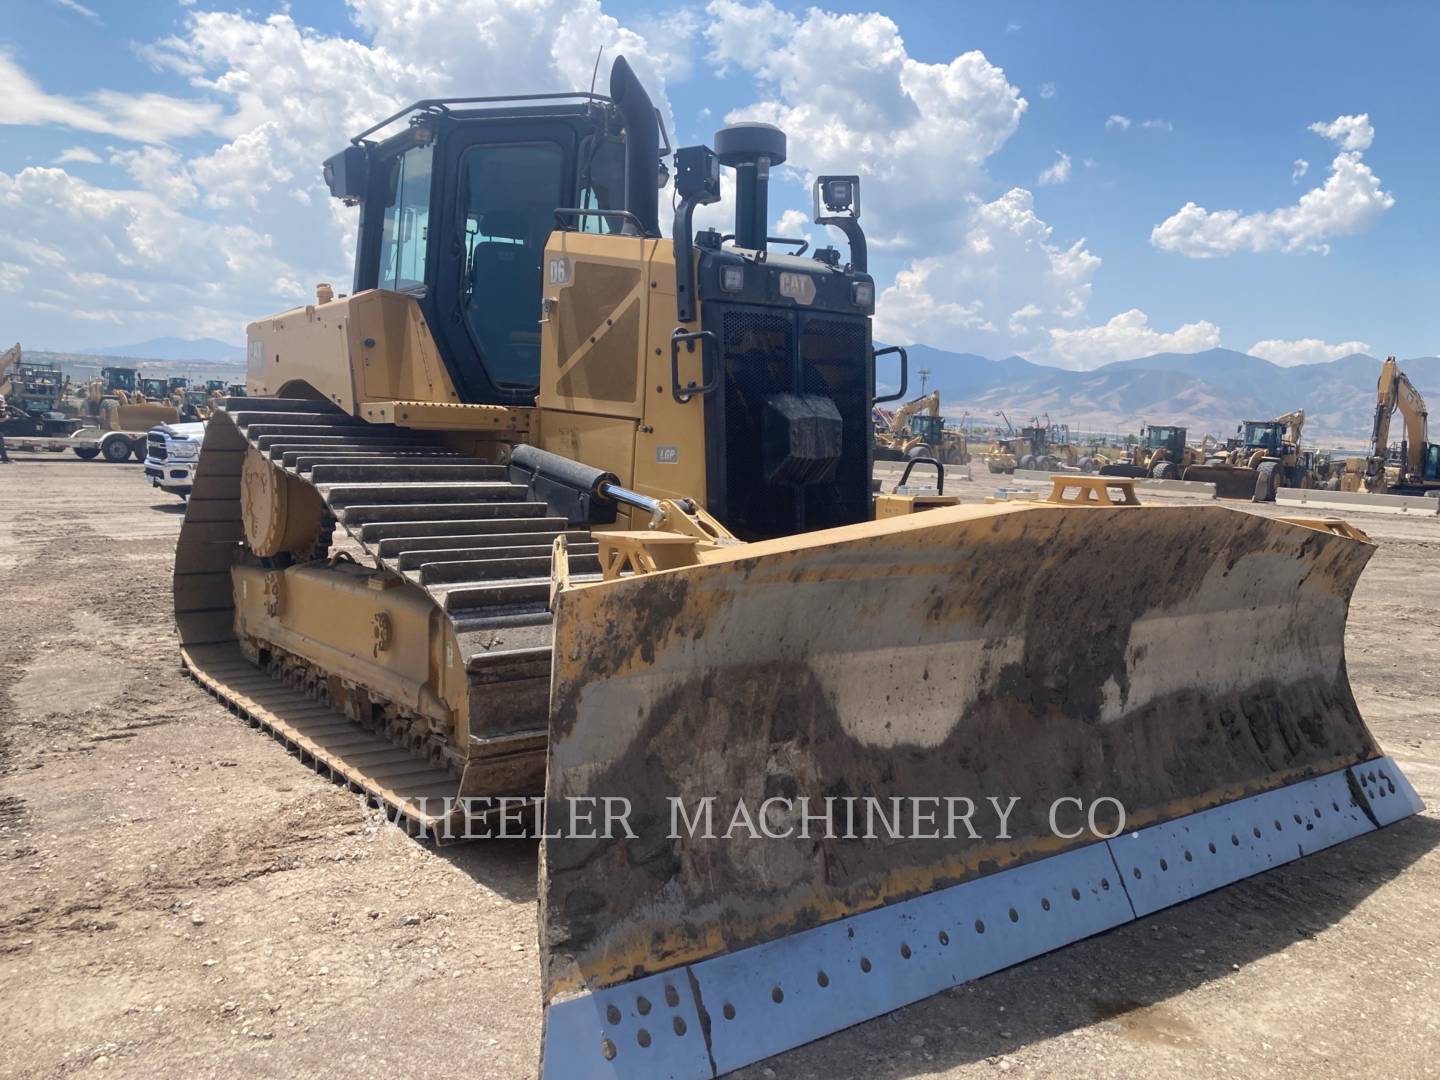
xmin=1144 ymin=425 xmax=1185 ymax=454
xmin=1242 ymin=421 xmax=1284 ymax=455
xmin=323 ymin=56 xmax=880 ymax=538
xmin=328 ymin=87 xmax=643 ymax=407
xmin=910 ymin=414 xmax=944 ymax=445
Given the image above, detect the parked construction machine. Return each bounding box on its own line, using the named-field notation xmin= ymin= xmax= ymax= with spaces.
xmin=0 ymin=344 xmax=87 ymax=447
xmin=171 ymin=58 xmax=1422 ymax=1080
xmin=1182 ymin=409 xmax=1310 ymax=501
xmin=980 ymin=413 xmax=1075 ymax=473
xmin=1343 ymin=356 xmax=1439 ymax=496
xmin=874 ymin=390 xmax=966 ymax=464
xmin=70 ymin=369 xmax=182 ymax=461
xmin=1098 ymin=423 xmax=1198 ymax=479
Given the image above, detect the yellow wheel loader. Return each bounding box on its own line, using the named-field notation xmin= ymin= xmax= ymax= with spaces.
xmin=173 ymin=58 xmax=1422 ymax=1080
xmin=1097 ymin=423 xmax=1199 ymax=480
xmin=1182 ymin=409 xmax=1310 ymax=501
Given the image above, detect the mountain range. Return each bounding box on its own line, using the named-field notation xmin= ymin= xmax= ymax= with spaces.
xmin=888 ymin=346 xmax=1440 ymax=444
xmin=77 ymin=337 xmax=246 ymax=363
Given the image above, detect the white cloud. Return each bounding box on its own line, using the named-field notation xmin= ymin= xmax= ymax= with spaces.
xmin=51 ymin=0 xmax=99 ymax=18
xmin=873 ymin=188 xmax=1100 ymax=354
xmin=1040 ymin=309 xmax=1221 ymax=368
xmin=1037 ymin=149 xmax=1071 ymax=186
xmin=0 ymin=1 xmax=1229 ymax=366
xmin=0 ymin=52 xmax=221 ymax=144
xmin=1007 ymin=302 xmax=1041 ymax=336
xmin=1152 ymin=115 xmax=1393 ymax=258
xmin=1152 ymin=150 xmax=1393 ymax=257
xmin=0 ymin=1 xmax=687 ymax=346
xmin=1005 ymin=21 xmax=1022 ymax=33
xmin=703 ymin=3 xmax=1207 ymax=366
xmin=773 ymin=208 xmax=811 ymax=240
xmin=0 ymin=261 xmax=29 ymax=292
xmin=109 ymin=146 xmax=198 ymax=205
xmin=1108 ymin=115 xmax=1170 ymax=133
xmin=1247 ymin=337 xmax=1371 ymax=366
xmin=1308 ymin=113 xmax=1374 ymax=151
xmin=54 ymin=146 xmax=101 ymax=165
xmin=1038 ymin=82 xmax=1055 ymax=100
xmin=704 ymin=0 xmax=1027 ymax=236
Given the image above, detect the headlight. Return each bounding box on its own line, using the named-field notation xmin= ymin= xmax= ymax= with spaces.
xmin=851 ymin=281 xmax=874 ymax=311
xmin=720 ymin=265 xmax=744 ymax=292
xmin=823 ymin=179 xmax=854 ymax=211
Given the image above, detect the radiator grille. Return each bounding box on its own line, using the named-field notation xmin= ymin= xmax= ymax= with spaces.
xmin=707 ymin=304 xmax=871 ymax=540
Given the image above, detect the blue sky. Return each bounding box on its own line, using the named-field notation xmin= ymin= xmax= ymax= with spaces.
xmin=1 ymin=0 xmax=1435 ymax=367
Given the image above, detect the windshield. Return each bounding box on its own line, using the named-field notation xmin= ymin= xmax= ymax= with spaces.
xmin=1244 ymin=422 xmax=1280 ymax=451
xmin=910 ymin=415 xmax=943 ymax=440
xmin=1147 ymin=426 xmax=1175 ymax=446
xmin=458 ymin=141 xmax=565 ymax=389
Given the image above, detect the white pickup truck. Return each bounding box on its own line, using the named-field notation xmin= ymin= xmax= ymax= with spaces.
xmin=143 ymin=421 xmax=206 ymax=498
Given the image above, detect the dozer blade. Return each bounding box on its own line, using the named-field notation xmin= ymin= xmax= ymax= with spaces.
xmin=1183 ymin=463 xmax=1261 ymax=499
xmin=537 ymin=501 xmax=1422 ymax=1079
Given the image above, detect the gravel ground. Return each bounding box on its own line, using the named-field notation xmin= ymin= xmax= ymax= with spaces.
xmin=1 ymin=451 xmax=1436 ymax=1080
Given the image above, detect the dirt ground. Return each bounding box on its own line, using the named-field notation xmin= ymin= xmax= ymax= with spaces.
xmin=1 ymin=451 xmax=1437 ymax=1080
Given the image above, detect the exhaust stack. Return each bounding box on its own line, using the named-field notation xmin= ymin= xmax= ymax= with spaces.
xmin=609 ymin=57 xmax=660 ymax=237
xmin=715 ymin=122 xmax=787 ymax=251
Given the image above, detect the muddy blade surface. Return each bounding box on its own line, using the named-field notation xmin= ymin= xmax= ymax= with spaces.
xmin=538 ymin=502 xmax=1421 ymax=1078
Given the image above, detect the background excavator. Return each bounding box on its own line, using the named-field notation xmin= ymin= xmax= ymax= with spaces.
xmin=170 ymin=56 xmax=1421 ymax=1080
xmin=1343 ymin=355 xmax=1439 ymax=496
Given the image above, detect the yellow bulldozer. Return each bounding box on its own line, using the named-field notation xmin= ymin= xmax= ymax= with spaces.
xmin=172 ymin=58 xmax=1422 ymax=1080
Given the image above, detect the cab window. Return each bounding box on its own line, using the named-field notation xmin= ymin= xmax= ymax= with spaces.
xmin=378 ymin=141 xmax=434 ymax=293
xmin=458 ymin=141 xmax=565 ymax=389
